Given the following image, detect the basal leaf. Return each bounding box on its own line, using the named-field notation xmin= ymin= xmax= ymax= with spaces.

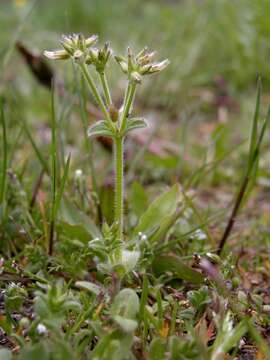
xmin=110 ymin=288 xmax=139 ymax=332
xmin=149 ymin=338 xmax=167 ymax=360
xmin=152 ymin=254 xmax=204 ymax=284
xmin=75 ymin=281 xmax=103 ymax=296
xmin=134 ymin=183 xmax=182 ymax=237
xmin=113 ymin=316 xmax=138 ymax=333
xmin=91 ymin=330 xmax=133 ymax=359
xmin=59 ymin=198 xmax=101 ymax=241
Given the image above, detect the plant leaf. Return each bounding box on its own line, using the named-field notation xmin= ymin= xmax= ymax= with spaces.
xmin=211 ymin=313 xmax=247 ymax=359
xmin=87 ymin=120 xmax=115 ymax=138
xmin=110 ymin=288 xmax=139 ymax=332
xmin=152 ymin=254 xmax=204 ymax=284
xmin=59 ymin=198 xmax=101 ymax=241
xmin=131 ymin=181 xmax=149 ymax=217
xmin=0 ymin=349 xmax=12 ymax=360
xmin=247 ymin=76 xmax=261 ymax=172
xmin=149 ymin=338 xmax=167 ymax=360
xmin=113 ymin=316 xmax=138 ymax=333
xmin=75 ymin=281 xmax=103 ymax=296
xmin=123 ymin=117 xmax=148 ymax=135
xmin=91 ymin=329 xmax=133 ymax=359
xmin=134 ymin=183 xmax=182 ymax=237
xmin=150 ymin=209 xmax=182 ymax=244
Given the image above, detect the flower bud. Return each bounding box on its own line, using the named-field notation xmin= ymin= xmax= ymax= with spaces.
xmin=44 ymin=33 xmax=98 ymax=62
xmin=148 ymin=59 xmax=170 ymax=74
xmin=88 ymin=42 xmax=112 ymax=73
xmin=44 ymin=49 xmax=69 ymax=60
xmin=60 ymin=35 xmax=74 ymax=54
xmin=131 ymin=71 xmax=142 ymax=84
xmin=73 ymin=49 xmax=84 ymax=61
xmin=137 ymin=51 xmax=156 ymax=66
xmin=114 ymin=56 xmax=128 ymax=73
xmin=115 ymin=46 xmax=169 ymax=82
xmin=109 ymin=104 xmax=119 ymax=122
xmin=140 ymin=64 xmax=152 ymax=75
xmin=85 ymin=35 xmax=98 ymax=47
xmin=88 ymin=48 xmax=99 ymax=62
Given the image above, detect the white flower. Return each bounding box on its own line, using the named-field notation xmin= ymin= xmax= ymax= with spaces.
xmin=44 ymin=33 xmax=98 ymax=62
xmin=193 ymin=229 xmax=207 ymax=240
xmin=75 ymin=168 xmax=83 ymax=179
xmin=37 ymin=323 xmax=47 ymax=335
xmin=43 ymin=49 xmax=69 ymax=60
xmin=115 ymin=47 xmax=169 ymax=83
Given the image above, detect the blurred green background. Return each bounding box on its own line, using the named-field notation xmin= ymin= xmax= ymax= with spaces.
xmin=2 ymin=0 xmax=270 ymax=109
xmin=1 ymin=0 xmax=270 ymax=196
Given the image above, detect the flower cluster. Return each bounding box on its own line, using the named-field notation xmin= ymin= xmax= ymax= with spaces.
xmin=86 ymin=42 xmax=112 ymax=74
xmin=44 ymin=34 xmax=169 ymax=84
xmin=44 ymin=33 xmax=98 ymax=62
xmin=115 ymin=47 xmax=169 ymax=83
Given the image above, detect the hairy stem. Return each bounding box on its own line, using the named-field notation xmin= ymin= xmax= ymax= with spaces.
xmin=120 ymin=81 xmax=137 ymax=131
xmin=112 ymin=81 xmax=137 ymax=240
xmin=114 ymin=136 xmax=124 ymax=239
xmin=80 ymin=63 xmax=111 ymax=123
xmin=99 ymin=72 xmax=112 ymax=107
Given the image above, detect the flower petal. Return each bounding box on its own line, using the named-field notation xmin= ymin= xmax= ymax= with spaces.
xmin=85 ymin=34 xmax=98 ymax=47
xmin=43 ymin=49 xmax=69 ymax=60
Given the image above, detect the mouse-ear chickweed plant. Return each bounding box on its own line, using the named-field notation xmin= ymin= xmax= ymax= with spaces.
xmin=44 ymin=34 xmax=169 ymax=274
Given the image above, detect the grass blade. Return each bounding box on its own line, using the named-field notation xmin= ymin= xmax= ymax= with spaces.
xmin=139 ymin=274 xmax=149 ymax=324
xmin=0 ymin=98 xmax=7 ymax=206
xmin=247 ymin=76 xmax=261 ymax=172
xmin=54 ymin=153 xmax=71 ymax=217
xmin=48 ymin=84 xmax=57 ymax=255
xmin=218 ymin=84 xmax=269 ymax=255
xmin=247 ymin=319 xmax=270 ymax=358
xmin=20 ymin=117 xmax=50 ymax=175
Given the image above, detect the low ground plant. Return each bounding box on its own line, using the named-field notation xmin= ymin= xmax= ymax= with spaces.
xmin=0 ymin=31 xmax=270 ymax=359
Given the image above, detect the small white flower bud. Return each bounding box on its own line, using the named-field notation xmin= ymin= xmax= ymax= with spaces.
xmin=115 ymin=47 xmax=169 ymax=81
xmin=148 ymin=59 xmax=170 ymax=74
xmin=75 ymin=169 xmax=83 ymax=179
xmin=141 ymin=234 xmax=148 ymax=241
xmin=37 ymin=323 xmax=47 ymax=335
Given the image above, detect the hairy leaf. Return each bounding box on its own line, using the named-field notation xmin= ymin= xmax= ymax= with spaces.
xmin=88 ymin=120 xmax=115 ymax=138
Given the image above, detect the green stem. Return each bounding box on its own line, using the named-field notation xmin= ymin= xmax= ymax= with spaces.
xmin=114 ymin=136 xmax=124 ymax=239
xmin=99 ymin=72 xmax=112 ymax=107
xmin=80 ymin=63 xmax=111 ymax=124
xmin=120 ymin=81 xmax=137 ymax=131
xmin=112 ymin=81 xmax=137 ymax=240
